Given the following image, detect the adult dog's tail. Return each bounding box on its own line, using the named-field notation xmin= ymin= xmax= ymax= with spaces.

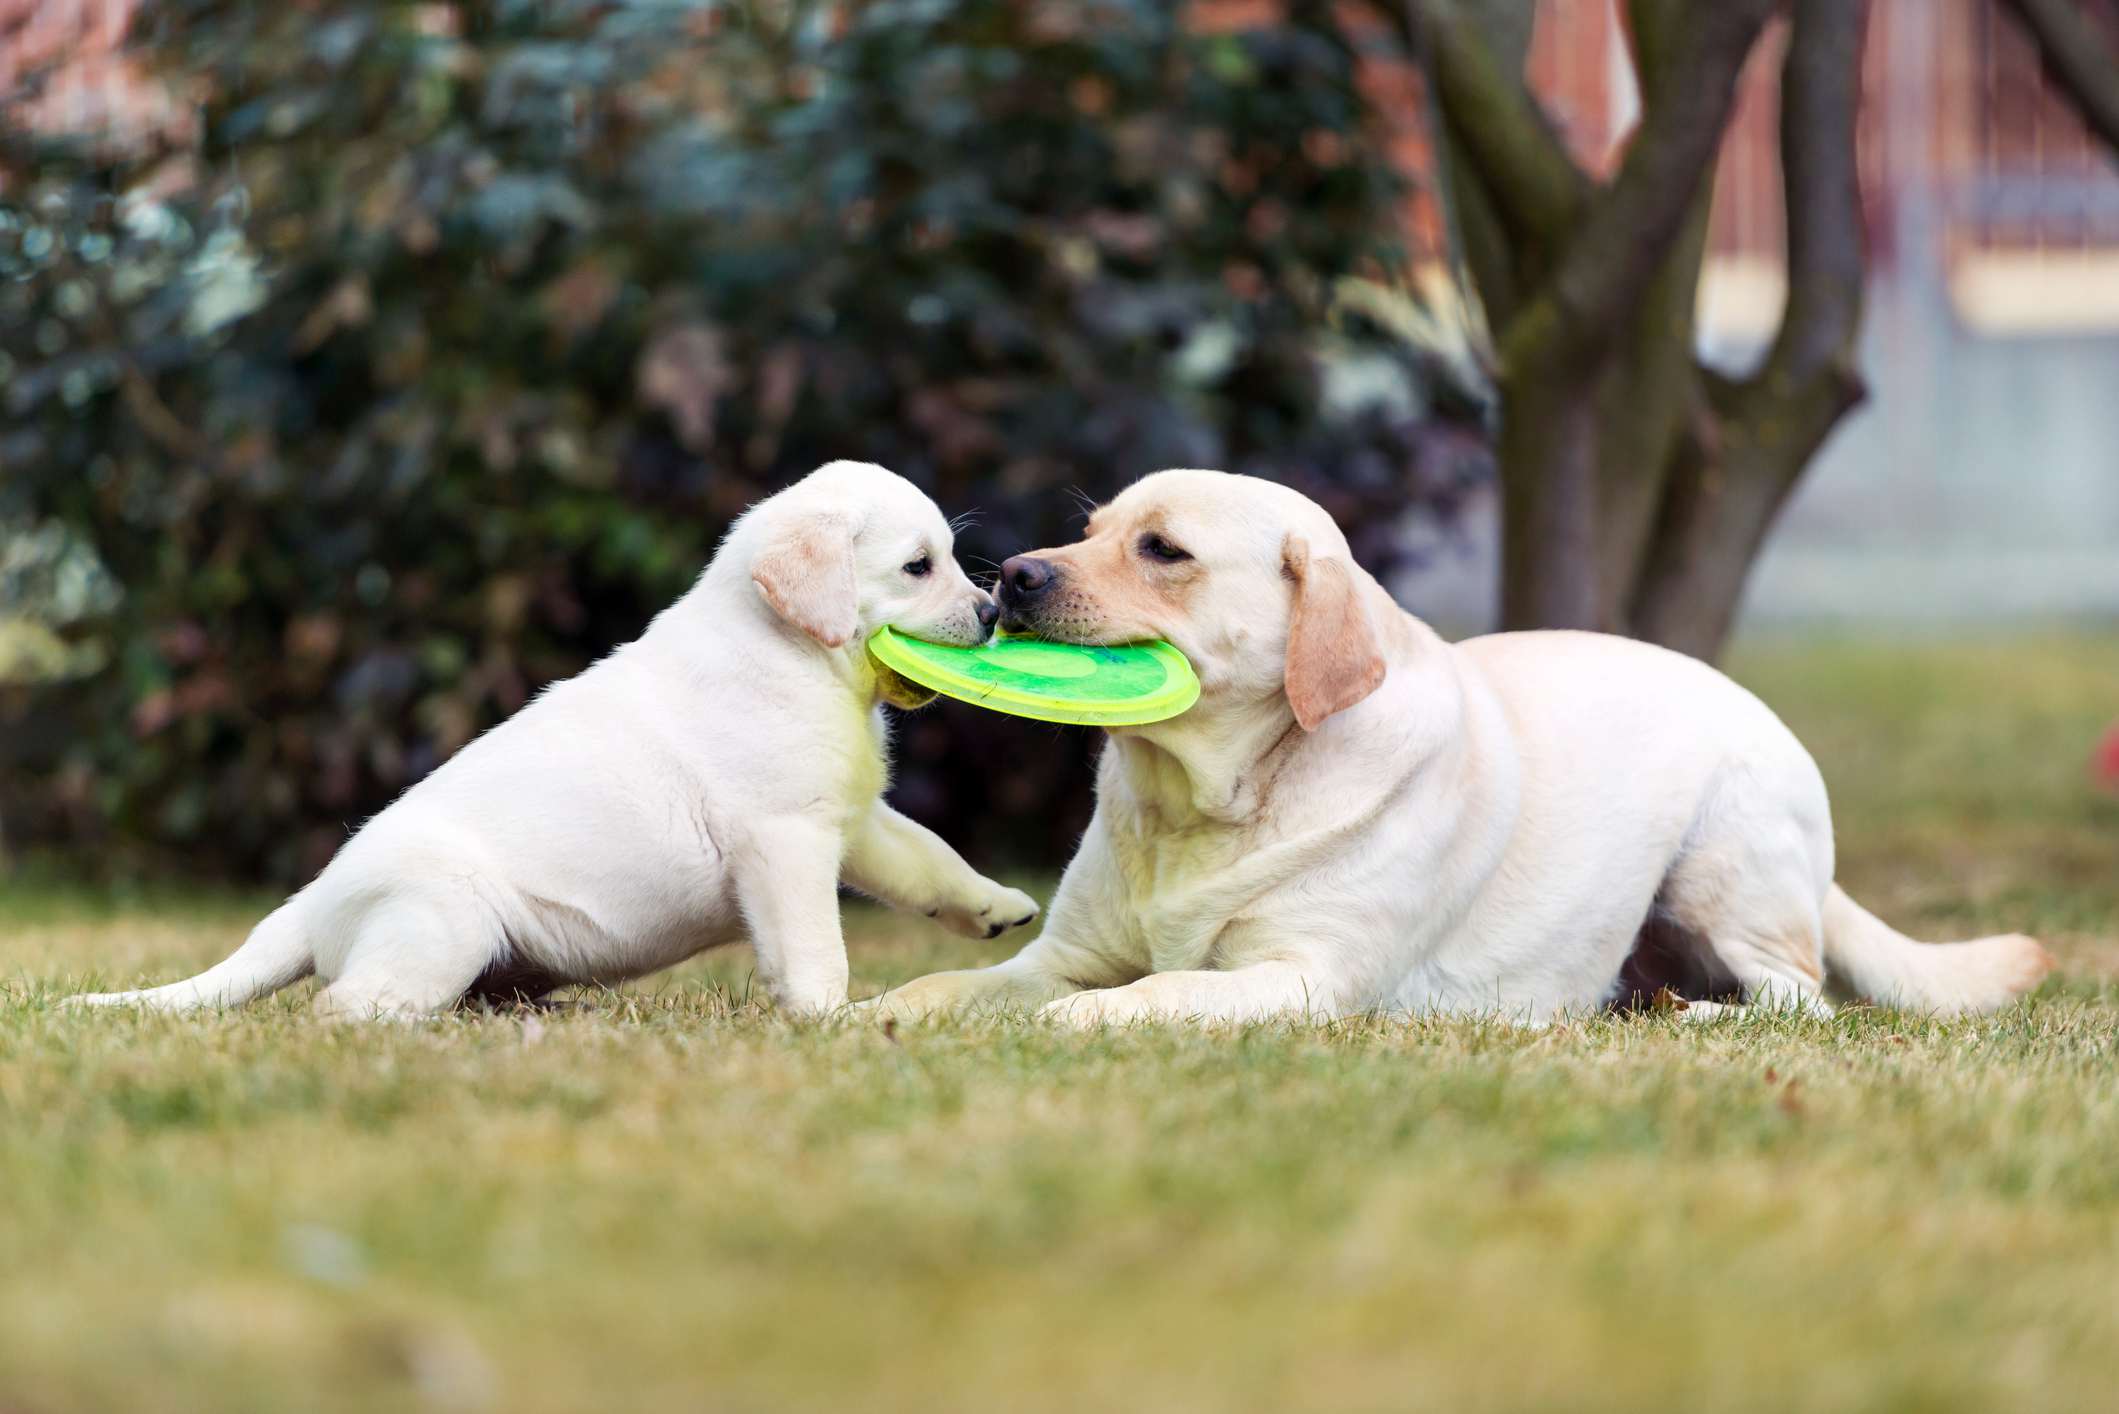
xmin=69 ymin=901 xmax=314 ymax=1012
xmin=1821 ymin=884 xmax=2050 ymax=1015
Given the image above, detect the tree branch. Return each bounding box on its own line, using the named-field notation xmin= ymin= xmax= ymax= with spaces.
xmin=1998 ymin=0 xmax=2119 ymax=156
xmin=1629 ymin=0 xmax=1871 ymax=660
xmin=1588 ymin=0 xmax=1721 ymax=632
xmin=1509 ymin=0 xmax=1781 ymax=371
xmin=1730 ymin=0 xmax=1870 ymax=451
xmin=1398 ymin=1 xmax=1528 ymax=332
xmin=1436 ymin=110 xmax=1523 ymax=328
xmin=1626 ymin=0 xmax=1691 ymax=101
xmin=1592 ymin=185 xmax=1712 ymax=630
xmin=1408 ymin=0 xmax=1589 ymax=252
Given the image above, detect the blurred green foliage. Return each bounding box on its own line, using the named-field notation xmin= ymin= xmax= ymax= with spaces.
xmin=1 ymin=0 xmax=1482 ymax=882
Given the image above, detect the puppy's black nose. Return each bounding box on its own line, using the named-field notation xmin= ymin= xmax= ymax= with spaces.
xmin=999 ymin=555 xmax=1055 ymax=605
xmin=975 ymin=598 xmax=999 ymax=632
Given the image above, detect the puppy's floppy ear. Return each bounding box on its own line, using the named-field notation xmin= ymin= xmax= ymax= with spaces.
xmin=1282 ymin=534 xmax=1386 ymax=731
xmin=752 ymin=510 xmax=858 ymax=648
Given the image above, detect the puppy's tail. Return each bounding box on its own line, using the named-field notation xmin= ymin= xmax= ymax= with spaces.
xmin=68 ymin=900 xmax=314 ymax=1012
xmin=1821 ymin=884 xmax=2050 ymax=1016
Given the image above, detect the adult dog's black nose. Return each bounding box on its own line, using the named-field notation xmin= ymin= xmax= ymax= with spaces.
xmin=999 ymin=555 xmax=1056 ymax=605
xmin=974 ymin=598 xmax=999 ymax=632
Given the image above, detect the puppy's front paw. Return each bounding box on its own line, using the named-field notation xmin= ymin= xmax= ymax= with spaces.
xmin=933 ymin=881 xmax=1040 ymax=941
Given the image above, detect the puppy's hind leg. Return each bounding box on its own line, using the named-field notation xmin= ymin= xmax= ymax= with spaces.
xmin=312 ymin=892 xmax=500 ymax=1021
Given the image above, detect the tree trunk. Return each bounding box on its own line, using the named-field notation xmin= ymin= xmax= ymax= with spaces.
xmin=1587 ymin=166 xmax=1713 ymax=633
xmin=1497 ymin=373 xmax=1601 ymax=629
xmin=1588 ymin=0 xmax=1715 ymax=633
xmin=1414 ymin=0 xmax=1870 ymax=663
xmin=1628 ymin=397 xmax=1812 ymax=659
xmin=1629 ymin=0 xmax=1871 ymax=659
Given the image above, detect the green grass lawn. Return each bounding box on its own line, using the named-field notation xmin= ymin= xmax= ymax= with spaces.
xmin=4 ymin=635 xmax=2116 ymax=1413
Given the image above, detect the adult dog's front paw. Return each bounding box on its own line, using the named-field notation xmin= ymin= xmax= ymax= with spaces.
xmin=1039 ymin=988 xmax=1150 ymax=1029
xmin=932 ymin=881 xmax=1039 ymax=941
xmin=863 ymin=970 xmax=985 ymax=1021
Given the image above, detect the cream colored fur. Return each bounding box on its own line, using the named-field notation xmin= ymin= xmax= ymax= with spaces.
xmin=72 ymin=462 xmax=1036 ymax=1019
xmin=873 ymin=470 xmax=2050 ymax=1027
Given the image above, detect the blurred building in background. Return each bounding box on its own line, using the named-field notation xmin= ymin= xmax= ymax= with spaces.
xmin=1393 ymin=0 xmax=2119 ymax=629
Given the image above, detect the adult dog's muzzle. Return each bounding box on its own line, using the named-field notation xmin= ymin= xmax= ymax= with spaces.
xmin=998 ymin=555 xmax=1059 ymax=630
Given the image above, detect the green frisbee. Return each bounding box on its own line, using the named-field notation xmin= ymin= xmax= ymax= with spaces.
xmin=867 ymin=627 xmax=1200 ymax=726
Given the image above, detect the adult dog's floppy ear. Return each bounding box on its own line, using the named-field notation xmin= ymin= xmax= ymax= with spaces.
xmin=752 ymin=511 xmax=858 ymax=648
xmin=1282 ymin=534 xmax=1386 ymax=731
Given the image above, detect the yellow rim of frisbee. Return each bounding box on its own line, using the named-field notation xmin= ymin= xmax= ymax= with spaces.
xmin=867 ymin=627 xmax=1200 ymax=726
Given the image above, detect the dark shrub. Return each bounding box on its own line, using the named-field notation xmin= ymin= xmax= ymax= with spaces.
xmin=1 ymin=0 xmax=1481 ymax=882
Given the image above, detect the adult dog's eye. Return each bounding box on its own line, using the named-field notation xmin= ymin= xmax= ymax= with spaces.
xmin=903 ymin=554 xmax=933 ymax=578
xmin=1140 ymin=533 xmax=1191 ymax=563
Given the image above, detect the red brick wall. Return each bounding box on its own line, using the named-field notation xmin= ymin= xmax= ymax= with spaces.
xmin=1526 ymin=0 xmax=1625 ymax=175
xmin=1946 ymin=0 xmax=2119 ymax=252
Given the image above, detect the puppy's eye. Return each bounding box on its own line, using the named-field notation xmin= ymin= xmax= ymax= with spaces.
xmin=903 ymin=554 xmax=933 ymax=578
xmin=1140 ymin=533 xmax=1191 ymax=564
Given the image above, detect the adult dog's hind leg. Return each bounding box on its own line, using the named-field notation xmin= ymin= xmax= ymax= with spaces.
xmin=1657 ymin=798 xmax=1835 ymax=1018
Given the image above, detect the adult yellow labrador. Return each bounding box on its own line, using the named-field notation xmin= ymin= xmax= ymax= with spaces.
xmin=873 ymin=470 xmax=2049 ymax=1026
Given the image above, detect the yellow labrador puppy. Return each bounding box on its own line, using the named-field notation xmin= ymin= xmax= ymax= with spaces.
xmin=873 ymin=469 xmax=2049 ymax=1026
xmin=73 ymin=462 xmax=1036 ymax=1018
